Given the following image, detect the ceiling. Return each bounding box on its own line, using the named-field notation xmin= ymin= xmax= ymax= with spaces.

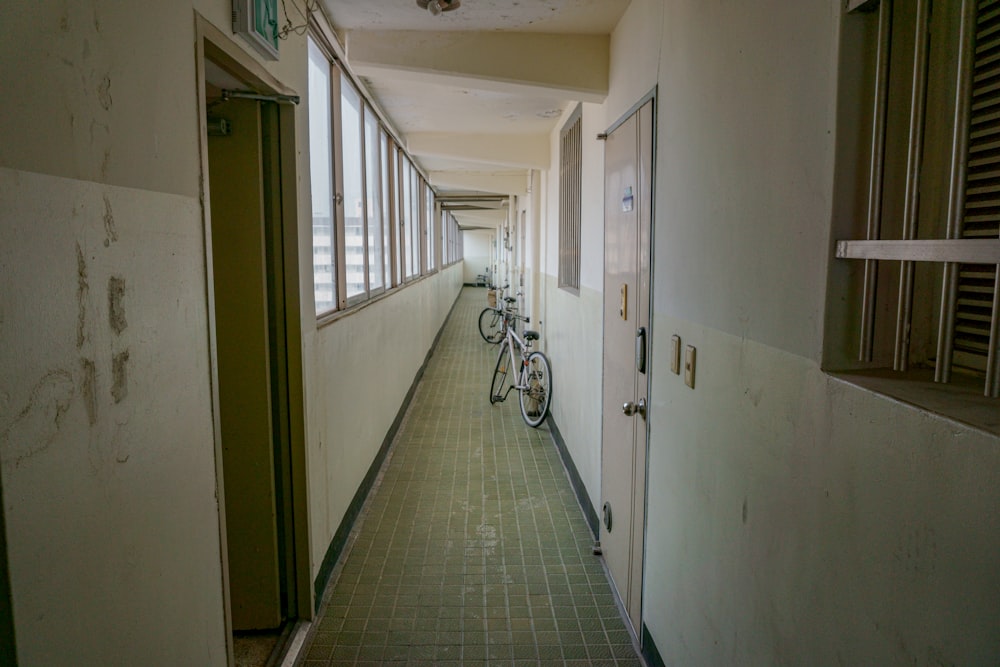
xmin=319 ymin=0 xmax=629 ymax=228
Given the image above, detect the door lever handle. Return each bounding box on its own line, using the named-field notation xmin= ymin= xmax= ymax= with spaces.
xmin=622 ymin=398 xmax=646 ymax=418
xmin=636 ymin=327 xmax=646 ymax=374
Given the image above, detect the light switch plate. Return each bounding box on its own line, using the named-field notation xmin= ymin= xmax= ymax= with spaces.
xmin=684 ymin=345 xmax=696 ymax=389
xmin=670 ymin=335 xmax=681 ymax=374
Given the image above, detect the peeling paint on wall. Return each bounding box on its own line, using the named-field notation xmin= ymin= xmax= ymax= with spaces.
xmin=101 ymin=149 xmax=111 ymax=184
xmin=97 ymin=75 xmax=112 ymax=111
xmin=111 ymin=350 xmax=129 ymax=404
xmin=102 ymin=195 xmax=117 ymax=246
xmin=80 ymin=358 xmax=97 ymax=426
xmin=108 ymin=275 xmax=126 ymax=335
xmin=0 ymin=370 xmax=75 ymax=469
xmin=76 ymin=242 xmax=88 ymax=348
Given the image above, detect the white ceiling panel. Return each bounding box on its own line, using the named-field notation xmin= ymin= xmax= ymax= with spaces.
xmin=319 ymin=0 xmax=627 ymax=203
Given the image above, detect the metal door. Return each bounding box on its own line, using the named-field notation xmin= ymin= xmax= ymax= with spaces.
xmin=600 ymin=98 xmax=653 ymax=633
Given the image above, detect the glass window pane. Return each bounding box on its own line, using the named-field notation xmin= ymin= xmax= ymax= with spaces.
xmin=410 ymin=168 xmax=420 ymax=277
xmin=395 ymin=149 xmax=404 ymax=282
xmin=341 ymin=75 xmax=366 ymax=299
xmin=426 ymin=185 xmax=435 ymax=271
xmin=381 ymin=130 xmax=392 ymax=287
xmin=308 ymin=39 xmax=336 ymax=315
xmin=402 ymin=155 xmax=414 ymax=279
xmin=441 ymin=210 xmax=447 ymax=265
xmin=364 ymin=107 xmax=383 ymax=291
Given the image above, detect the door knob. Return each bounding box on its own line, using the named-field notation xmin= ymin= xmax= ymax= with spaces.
xmin=622 ymin=398 xmax=646 ymax=418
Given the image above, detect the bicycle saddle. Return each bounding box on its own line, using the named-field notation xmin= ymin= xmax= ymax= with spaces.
xmin=523 ymin=330 xmax=540 ymax=341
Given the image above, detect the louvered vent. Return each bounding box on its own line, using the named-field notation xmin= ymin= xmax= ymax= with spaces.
xmin=558 ymin=106 xmax=582 ymax=291
xmin=955 ymin=0 xmax=1000 ymax=374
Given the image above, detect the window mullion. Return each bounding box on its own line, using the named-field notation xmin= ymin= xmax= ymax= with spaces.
xmin=331 ymin=63 xmax=348 ymax=310
xmin=359 ymin=102 xmax=371 ymax=299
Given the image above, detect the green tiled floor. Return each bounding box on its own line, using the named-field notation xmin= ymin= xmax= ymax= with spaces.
xmin=296 ymin=287 xmax=642 ymax=667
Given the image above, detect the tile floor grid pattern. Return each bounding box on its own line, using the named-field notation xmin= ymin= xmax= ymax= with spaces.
xmin=297 ymin=288 xmax=641 ymax=667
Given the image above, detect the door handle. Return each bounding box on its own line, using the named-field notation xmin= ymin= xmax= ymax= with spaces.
xmin=622 ymin=398 xmax=646 ymax=418
xmin=635 ymin=326 xmax=646 ymax=374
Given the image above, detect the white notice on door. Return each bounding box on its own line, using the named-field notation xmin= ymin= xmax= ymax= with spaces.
xmin=622 ymin=186 xmax=634 ymax=212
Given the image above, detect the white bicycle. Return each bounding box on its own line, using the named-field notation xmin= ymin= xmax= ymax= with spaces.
xmin=488 ymin=309 xmax=552 ymax=428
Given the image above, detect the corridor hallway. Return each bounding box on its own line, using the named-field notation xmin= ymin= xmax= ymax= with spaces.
xmin=296 ymin=288 xmax=642 ymax=666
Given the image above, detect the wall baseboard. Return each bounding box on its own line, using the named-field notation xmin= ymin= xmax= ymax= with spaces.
xmin=312 ymin=288 xmax=463 ymax=610
xmin=545 ymin=415 xmax=599 ymax=539
xmin=0 ymin=470 xmax=16 ymax=665
xmin=641 ymin=624 xmax=665 ymax=667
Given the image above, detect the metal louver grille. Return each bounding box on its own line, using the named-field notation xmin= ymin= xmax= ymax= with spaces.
xmin=558 ymin=106 xmax=582 ymax=291
xmin=956 ymin=0 xmax=1000 ymax=374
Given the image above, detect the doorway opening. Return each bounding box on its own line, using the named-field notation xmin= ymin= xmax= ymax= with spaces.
xmin=198 ymin=21 xmax=311 ymax=666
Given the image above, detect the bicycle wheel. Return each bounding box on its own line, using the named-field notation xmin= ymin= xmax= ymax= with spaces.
xmin=519 ymin=351 xmax=552 ymax=427
xmin=479 ymin=307 xmax=504 ymax=344
xmin=490 ymin=343 xmax=511 ymax=404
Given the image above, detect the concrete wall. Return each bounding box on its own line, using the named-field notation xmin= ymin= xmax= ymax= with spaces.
xmin=0 ymin=2 xmax=227 ymax=662
xmin=0 ymin=2 xmax=462 ymax=664
xmin=538 ymin=0 xmax=1000 ymax=663
xmin=304 ymin=265 xmax=462 ymax=579
xmin=540 ymin=100 xmax=607 ymax=509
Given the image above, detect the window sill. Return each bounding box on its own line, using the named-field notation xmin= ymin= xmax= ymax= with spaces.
xmin=315 ymin=264 xmax=456 ymax=330
xmin=558 ymin=285 xmax=580 ymax=297
xmin=830 ymin=368 xmax=1000 ymax=437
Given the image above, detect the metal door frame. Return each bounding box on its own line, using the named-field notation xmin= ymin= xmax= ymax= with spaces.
xmin=195 ymin=13 xmax=313 ymax=662
xmin=599 ymin=86 xmax=657 ymax=639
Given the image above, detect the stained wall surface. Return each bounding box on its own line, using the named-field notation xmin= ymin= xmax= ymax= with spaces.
xmin=0 ymin=1 xmax=228 ymax=658
xmin=0 ymin=2 xmax=462 ymax=664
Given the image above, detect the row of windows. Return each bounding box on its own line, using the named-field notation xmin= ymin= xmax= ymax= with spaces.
xmin=308 ymin=36 xmax=463 ymax=318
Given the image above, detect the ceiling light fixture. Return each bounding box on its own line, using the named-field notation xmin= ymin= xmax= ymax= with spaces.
xmin=417 ymin=0 xmax=461 ymax=16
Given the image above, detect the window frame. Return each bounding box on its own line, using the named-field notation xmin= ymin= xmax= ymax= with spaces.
xmin=308 ymin=29 xmax=459 ymax=323
xmin=363 ymin=103 xmax=386 ymax=298
xmin=307 ymin=36 xmax=338 ymax=317
xmin=829 ymin=0 xmax=999 ymax=431
xmin=338 ymin=71 xmax=368 ymax=308
xmin=425 ymin=182 xmax=437 ymax=274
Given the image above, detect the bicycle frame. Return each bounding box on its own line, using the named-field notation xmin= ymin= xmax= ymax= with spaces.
xmin=488 ymin=306 xmax=551 ymax=428
xmin=495 ymin=317 xmax=532 ymax=401
xmin=479 ymin=289 xmax=521 ymax=344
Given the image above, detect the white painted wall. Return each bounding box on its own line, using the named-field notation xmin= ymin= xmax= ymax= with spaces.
xmin=462 ymin=229 xmax=494 ymax=284
xmin=0 ymin=2 xmax=463 ymax=664
xmin=0 ymin=2 xmax=227 ymax=662
xmin=303 ymin=265 xmax=462 ymax=580
xmin=539 ymin=101 xmax=607 ymax=510
xmin=535 ymin=0 xmax=1000 ymax=663
xmin=0 ymin=168 xmax=227 ymax=666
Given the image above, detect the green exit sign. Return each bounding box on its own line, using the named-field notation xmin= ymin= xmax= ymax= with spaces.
xmin=234 ymin=0 xmax=279 ymax=60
